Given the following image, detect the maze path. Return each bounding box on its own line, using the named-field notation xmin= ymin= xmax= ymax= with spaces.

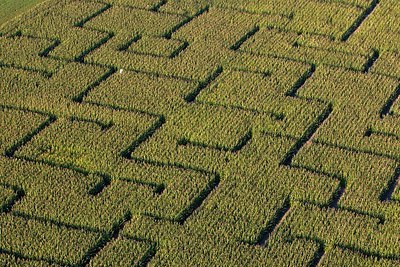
xmin=0 ymin=0 xmax=399 ymax=265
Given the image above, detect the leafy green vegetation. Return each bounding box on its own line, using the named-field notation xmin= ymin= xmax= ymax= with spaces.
xmin=0 ymin=0 xmax=45 ymax=26
xmin=0 ymin=0 xmax=399 ymax=265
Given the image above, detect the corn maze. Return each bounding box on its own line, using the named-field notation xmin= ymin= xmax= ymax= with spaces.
xmin=0 ymin=0 xmax=400 ymax=266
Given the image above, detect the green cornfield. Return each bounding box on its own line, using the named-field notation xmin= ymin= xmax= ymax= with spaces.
xmin=0 ymin=0 xmax=399 ymax=266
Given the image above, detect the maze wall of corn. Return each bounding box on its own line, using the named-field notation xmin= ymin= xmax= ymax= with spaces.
xmin=0 ymin=0 xmax=400 ymax=266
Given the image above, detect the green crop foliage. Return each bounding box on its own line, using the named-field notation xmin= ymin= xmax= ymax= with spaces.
xmin=348 ymin=0 xmax=400 ymax=52
xmin=85 ymin=70 xmax=197 ymax=114
xmin=160 ymin=0 xmax=209 ymax=16
xmin=292 ymin=142 xmax=400 ymax=221
xmin=0 ymin=0 xmax=45 ymax=26
xmin=371 ymin=51 xmax=400 ymax=79
xmin=84 ymin=6 xmax=184 ymax=36
xmin=0 ymin=108 xmax=48 ymax=155
xmin=103 ymin=0 xmax=161 ymax=9
xmin=319 ymin=247 xmax=400 ymax=267
xmin=279 ymin=202 xmax=400 ymax=258
xmin=240 ymin=27 xmax=371 ymax=71
xmin=0 ymin=185 xmax=16 ymax=213
xmin=0 ymin=253 xmax=56 ymax=267
xmin=0 ymin=213 xmax=102 ymax=265
xmin=0 ymin=36 xmax=61 ymax=75
xmin=0 ymin=0 xmax=399 ymax=265
xmin=126 ymin=36 xmax=187 ymax=58
xmin=89 ymin=237 xmax=152 ymax=266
